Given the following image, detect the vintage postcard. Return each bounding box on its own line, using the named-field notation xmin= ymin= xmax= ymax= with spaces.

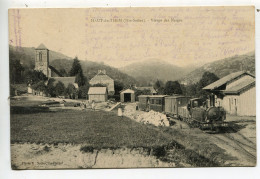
xmin=9 ymin=7 xmax=256 ymax=169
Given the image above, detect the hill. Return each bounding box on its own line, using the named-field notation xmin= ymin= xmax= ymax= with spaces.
xmin=50 ymin=59 xmax=137 ymax=85
xmin=9 ymin=45 xmax=72 ymax=69
xmin=180 ymin=52 xmax=255 ymax=84
xmin=119 ymin=59 xmax=192 ymax=85
xmin=9 ymin=45 xmax=136 ymax=86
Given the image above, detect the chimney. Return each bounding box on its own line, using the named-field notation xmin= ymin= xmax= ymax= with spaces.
xmin=98 ymin=70 xmax=102 ymax=74
xmin=240 ymin=63 xmax=243 ymax=71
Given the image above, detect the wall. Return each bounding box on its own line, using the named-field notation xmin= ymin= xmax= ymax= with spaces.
xmin=238 ymin=86 xmax=256 ymax=116
xmin=222 ymin=86 xmax=255 ymax=116
xmin=35 ymin=49 xmax=50 ymax=77
xmin=89 ymin=94 xmax=107 ymax=102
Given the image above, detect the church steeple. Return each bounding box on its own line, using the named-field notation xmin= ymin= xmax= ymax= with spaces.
xmin=35 ymin=43 xmax=50 ymax=77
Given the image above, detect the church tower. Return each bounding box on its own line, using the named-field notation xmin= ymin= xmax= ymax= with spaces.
xmin=35 ymin=43 xmax=50 ymax=77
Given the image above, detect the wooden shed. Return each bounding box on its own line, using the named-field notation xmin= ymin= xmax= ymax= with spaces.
xmin=88 ymin=87 xmax=108 ymax=102
xmin=165 ymin=96 xmax=191 ymax=116
xmin=120 ymin=89 xmax=135 ymax=102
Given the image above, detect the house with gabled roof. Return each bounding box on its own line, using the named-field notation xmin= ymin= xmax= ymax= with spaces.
xmin=89 ymin=70 xmax=115 ymax=95
xmin=203 ymin=71 xmax=255 ymax=116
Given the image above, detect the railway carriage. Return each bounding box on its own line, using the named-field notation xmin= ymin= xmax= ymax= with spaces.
xmin=149 ymin=95 xmax=168 ymax=112
xmin=137 ymin=95 xmax=150 ymax=111
xmin=138 ymin=95 xmax=168 ymax=112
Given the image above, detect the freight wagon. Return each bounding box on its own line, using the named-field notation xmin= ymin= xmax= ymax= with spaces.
xmin=165 ymin=96 xmax=191 ymax=117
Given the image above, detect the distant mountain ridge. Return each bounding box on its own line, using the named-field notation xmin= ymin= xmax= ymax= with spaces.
xmin=119 ymin=59 xmax=192 ymax=84
xmin=180 ymin=52 xmax=255 ymax=84
xmin=9 ymin=45 xmax=255 ymax=87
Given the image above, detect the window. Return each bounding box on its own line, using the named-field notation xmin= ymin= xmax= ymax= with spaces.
xmin=158 ymin=99 xmax=162 ymax=105
xmin=151 ymin=99 xmax=154 ymax=104
xmin=39 ymin=52 xmax=43 ymax=61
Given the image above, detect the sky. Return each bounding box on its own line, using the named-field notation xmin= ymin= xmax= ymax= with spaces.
xmin=8 ymin=7 xmax=255 ymax=68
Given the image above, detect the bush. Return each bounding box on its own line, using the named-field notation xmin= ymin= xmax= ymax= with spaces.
xmin=54 ymin=81 xmax=65 ymax=96
xmin=80 ymin=146 xmax=94 ymax=153
xmin=152 ymin=146 xmax=166 ymax=158
xmin=108 ymin=95 xmax=120 ymax=101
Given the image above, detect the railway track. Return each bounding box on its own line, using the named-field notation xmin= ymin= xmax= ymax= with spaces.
xmin=212 ymin=129 xmax=256 ymax=165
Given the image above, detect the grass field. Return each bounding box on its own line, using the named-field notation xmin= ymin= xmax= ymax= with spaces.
xmin=11 ymin=97 xmax=238 ymax=167
xmin=11 ymin=99 xmax=175 ymax=148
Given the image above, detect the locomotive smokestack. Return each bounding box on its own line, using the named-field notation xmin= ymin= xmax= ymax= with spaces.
xmin=210 ymin=93 xmax=215 ymax=107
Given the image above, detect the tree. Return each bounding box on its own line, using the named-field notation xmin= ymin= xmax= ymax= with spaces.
xmin=31 ymin=81 xmax=47 ymax=94
xmin=24 ymin=70 xmax=48 ymax=85
xmin=196 ymin=72 xmax=219 ymax=100
xmin=184 ymin=83 xmax=198 ymax=97
xmin=54 ymin=81 xmax=65 ymax=96
xmin=65 ymin=83 xmax=77 ymax=99
xmin=78 ymin=83 xmax=90 ymax=99
xmin=135 ymin=89 xmax=151 ymax=100
xmin=114 ymin=80 xmax=124 ymax=95
xmin=10 ymin=58 xmax=24 ymax=84
xmin=69 ymin=57 xmax=86 ymax=87
xmin=59 ymin=68 xmax=68 ymax=77
xmin=46 ymin=78 xmax=56 ymax=97
xmin=154 ymin=80 xmax=163 ymax=90
xmin=75 ymin=71 xmax=86 ymax=87
xmin=69 ymin=57 xmax=82 ymax=76
xmin=164 ymin=81 xmax=182 ymax=95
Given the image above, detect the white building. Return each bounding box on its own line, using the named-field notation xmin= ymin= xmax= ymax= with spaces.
xmin=203 ymin=71 xmax=255 ymax=116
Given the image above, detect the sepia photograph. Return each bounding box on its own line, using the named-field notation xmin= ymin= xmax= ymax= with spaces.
xmin=8 ymin=6 xmax=256 ymax=169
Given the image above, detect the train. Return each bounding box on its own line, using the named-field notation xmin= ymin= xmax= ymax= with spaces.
xmin=137 ymin=95 xmax=228 ymax=131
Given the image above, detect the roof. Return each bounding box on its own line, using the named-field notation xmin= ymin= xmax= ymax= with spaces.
xmin=50 ymin=77 xmax=78 ymax=88
xmin=138 ymin=95 xmax=168 ymax=98
xmin=36 ymin=43 xmax=48 ymax=50
xmin=165 ymin=95 xmax=190 ymax=99
xmin=149 ymin=95 xmax=169 ymax=98
xmin=120 ymin=89 xmax=135 ymax=94
xmin=136 ymin=86 xmax=157 ymax=93
xmin=49 ymin=65 xmax=62 ymax=77
xmin=90 ymin=73 xmax=113 ymax=82
xmin=203 ymin=71 xmax=255 ymax=90
xmin=223 ymin=78 xmax=255 ymax=94
xmin=138 ymin=95 xmax=150 ymax=98
xmin=88 ymin=87 xmax=107 ymax=95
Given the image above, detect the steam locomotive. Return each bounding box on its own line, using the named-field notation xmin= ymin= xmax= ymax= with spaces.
xmin=138 ymin=95 xmax=228 ymax=131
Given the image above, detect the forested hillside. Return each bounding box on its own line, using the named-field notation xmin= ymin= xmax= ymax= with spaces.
xmin=180 ymin=52 xmax=255 ymax=84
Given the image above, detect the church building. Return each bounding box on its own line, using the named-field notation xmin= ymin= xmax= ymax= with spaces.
xmin=34 ymin=43 xmax=62 ymax=77
xmin=29 ymin=43 xmax=78 ymax=96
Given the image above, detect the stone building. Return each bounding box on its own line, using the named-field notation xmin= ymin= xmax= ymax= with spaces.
xmin=34 ymin=43 xmax=62 ymax=78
